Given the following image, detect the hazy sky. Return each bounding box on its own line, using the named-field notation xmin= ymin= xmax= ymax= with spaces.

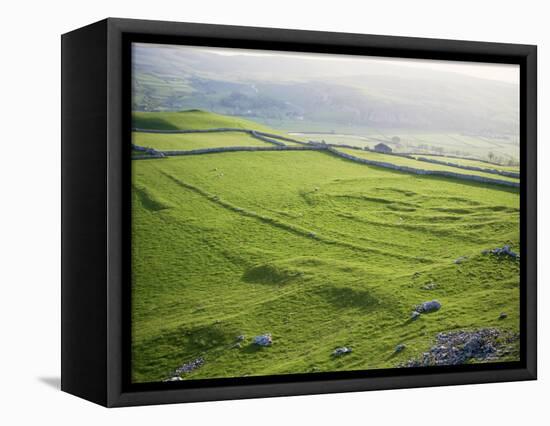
xmin=194 ymin=46 xmax=520 ymax=84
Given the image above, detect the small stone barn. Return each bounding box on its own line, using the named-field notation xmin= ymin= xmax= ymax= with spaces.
xmin=374 ymin=142 xmax=392 ymax=153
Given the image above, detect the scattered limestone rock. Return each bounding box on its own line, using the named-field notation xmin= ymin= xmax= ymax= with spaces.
xmin=174 ymin=357 xmax=205 ymax=375
xmin=395 ymin=344 xmax=406 ymax=353
xmin=253 ymin=334 xmax=273 ymax=347
xmin=411 ymin=311 xmax=421 ymax=321
xmin=416 ymin=300 xmax=441 ymax=313
xmin=499 ymin=312 xmax=508 ymax=320
xmin=454 ymin=256 xmax=468 ymax=264
xmin=422 ymin=282 xmax=437 ymax=290
xmin=411 ymin=311 xmax=421 ymax=320
xmin=483 ymin=245 xmax=519 ymax=260
xmin=333 ymin=347 xmax=352 ymax=356
xmin=401 ymin=328 xmax=518 ymax=367
xmin=164 ymin=357 xmax=205 ymax=381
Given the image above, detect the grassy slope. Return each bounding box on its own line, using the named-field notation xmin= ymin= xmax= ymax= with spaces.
xmin=134 ymin=109 xmax=290 ymax=134
xmin=132 ymin=150 xmax=520 ymax=383
xmin=336 ymin=148 xmax=519 ymax=183
xmin=133 ymin=132 xmax=270 ymax=151
xmin=132 ymin=110 xmax=305 ymax=150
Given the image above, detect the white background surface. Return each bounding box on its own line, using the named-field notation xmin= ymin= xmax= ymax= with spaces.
xmin=0 ymin=0 xmax=546 ymax=423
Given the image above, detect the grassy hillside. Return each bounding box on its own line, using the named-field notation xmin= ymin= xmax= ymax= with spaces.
xmin=133 ymin=132 xmax=270 ymax=151
xmin=133 ymin=44 xmax=519 ymax=137
xmin=132 ymin=149 xmax=520 ymax=383
xmin=132 ymin=110 xmax=306 ymax=151
xmin=133 ymin=109 xmax=288 ymax=134
xmin=336 ymin=148 xmax=519 ymax=183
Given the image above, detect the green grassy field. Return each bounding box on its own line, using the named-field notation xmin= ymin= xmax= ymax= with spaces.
xmin=132 ymin=110 xmax=306 ymax=151
xmin=336 ymin=148 xmax=519 ymax=183
xmin=286 ymin=129 xmax=519 ymax=162
xmin=132 ymin=112 xmax=520 ymax=383
xmin=133 ymin=109 xmax=296 ymax=136
xmin=411 ymin=154 xmax=519 ymax=173
xmin=133 ymin=131 xmax=271 ymax=151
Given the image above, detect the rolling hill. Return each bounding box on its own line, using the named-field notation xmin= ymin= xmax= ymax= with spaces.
xmin=131 ymin=111 xmax=520 ymax=383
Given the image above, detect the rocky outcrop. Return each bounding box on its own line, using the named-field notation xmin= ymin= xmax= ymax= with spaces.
xmin=483 ymin=245 xmax=519 ymax=259
xmin=253 ymin=334 xmax=273 ymax=346
xmin=164 ymin=357 xmax=205 ymax=381
xmin=333 ymin=347 xmax=352 ymax=356
xmin=401 ymin=328 xmax=518 ymax=367
xmin=416 ymin=300 xmax=442 ymax=313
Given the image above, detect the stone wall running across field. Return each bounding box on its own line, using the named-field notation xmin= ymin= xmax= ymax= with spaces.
xmin=249 ymin=130 xmax=285 ymax=146
xmin=162 ymin=145 xmax=324 ymax=156
xmin=131 ymin=140 xmax=519 ymax=188
xmin=414 ymin=156 xmax=519 ymax=179
xmin=328 ymin=147 xmax=519 ymax=188
xmin=332 ymin=147 xmax=520 ymax=179
xmin=132 ymin=144 xmax=325 ymax=159
xmin=400 ymin=151 xmax=518 ymax=168
xmin=131 ymin=144 xmax=165 ymax=158
xmin=132 ymin=127 xmax=309 ymax=146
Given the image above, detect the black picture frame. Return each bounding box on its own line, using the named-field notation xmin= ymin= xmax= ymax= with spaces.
xmin=61 ymin=17 xmax=537 ymax=407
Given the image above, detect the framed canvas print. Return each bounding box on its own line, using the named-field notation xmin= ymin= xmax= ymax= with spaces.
xmin=61 ymin=18 xmax=537 ymax=407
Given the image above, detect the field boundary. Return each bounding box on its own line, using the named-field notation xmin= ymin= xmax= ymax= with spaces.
xmin=414 ymin=156 xmax=519 ymax=178
xmin=131 ymin=138 xmax=519 ymax=188
xmin=132 ymin=127 xmax=310 ymax=146
xmin=132 ymin=144 xmax=324 ymax=159
xmin=328 ymin=147 xmax=519 ymax=188
xmin=400 ymin=151 xmax=517 ymax=168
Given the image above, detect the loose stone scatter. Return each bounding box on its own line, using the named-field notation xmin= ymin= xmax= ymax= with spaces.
xmin=333 ymin=347 xmax=353 ymax=356
xmin=174 ymin=357 xmax=205 ymax=375
xmin=395 ymin=344 xmax=406 ymax=353
xmin=483 ymin=245 xmax=519 ymax=259
xmin=422 ymin=282 xmax=438 ymax=291
xmin=253 ymin=333 xmax=273 ymax=346
xmin=164 ymin=357 xmax=205 ymax=382
xmin=401 ymin=329 xmax=518 ymax=367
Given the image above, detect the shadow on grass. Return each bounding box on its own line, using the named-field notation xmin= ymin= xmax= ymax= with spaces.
xmin=133 ymin=116 xmax=180 ymax=130
xmin=240 ymin=343 xmax=268 ymax=354
xmin=317 ymin=286 xmax=381 ymax=312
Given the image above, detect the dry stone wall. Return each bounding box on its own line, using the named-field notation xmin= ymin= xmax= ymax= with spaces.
xmin=328 ymin=147 xmax=519 ymax=188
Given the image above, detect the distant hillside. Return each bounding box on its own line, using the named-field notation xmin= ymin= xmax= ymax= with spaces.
xmin=133 ymin=109 xmax=284 ymax=133
xmin=132 ymin=44 xmax=519 ymax=137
